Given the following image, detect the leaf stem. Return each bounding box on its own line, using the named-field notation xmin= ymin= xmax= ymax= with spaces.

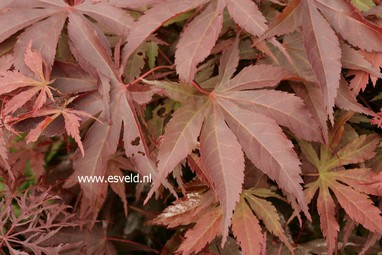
xmin=191 ymin=80 xmax=210 ymax=95
xmin=125 ymin=65 xmax=175 ymax=88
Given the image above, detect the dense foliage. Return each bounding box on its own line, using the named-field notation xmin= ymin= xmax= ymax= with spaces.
xmin=0 ymin=0 xmax=382 ymax=254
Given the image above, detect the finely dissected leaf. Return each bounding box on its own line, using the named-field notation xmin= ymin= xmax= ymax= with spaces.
xmin=226 ymin=0 xmax=267 ymax=37
xmin=176 ymin=206 xmax=222 ymax=255
xmin=231 ymin=195 xmax=262 ymax=255
xmin=0 ymin=44 xmax=55 ymax=114
xmin=219 ymin=99 xmax=309 ymax=218
xmin=302 ymin=0 xmax=341 ymax=122
xmin=150 ymin=104 xmax=206 ymax=196
xmin=76 ymin=0 xmax=134 ymax=37
xmin=13 ymin=13 xmax=67 ymax=77
xmin=175 ymin=2 xmax=223 ymax=82
xmin=67 ymin=11 xmax=117 ymax=82
xmin=317 ymin=184 xmax=339 ymax=255
xmin=122 ymin=0 xmax=209 ymax=65
xmin=200 ymin=104 xmax=245 ymax=244
xmin=316 ymin=0 xmax=382 ymax=52
xmin=245 ymin=191 xmax=294 ymax=251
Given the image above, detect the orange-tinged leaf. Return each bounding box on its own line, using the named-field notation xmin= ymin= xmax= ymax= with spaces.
xmin=232 ymin=195 xmax=262 ymax=255
xmin=330 ymin=181 xmax=382 ymax=234
xmin=176 ymin=206 xmax=222 ymax=255
xmin=330 ymin=168 xmax=382 ymax=196
xmin=200 ymin=103 xmax=245 ymax=245
xmin=245 ymin=192 xmax=294 ymax=252
xmin=302 ymin=0 xmax=341 ymax=122
xmin=175 ymin=2 xmax=223 ymax=82
xmin=317 ymin=183 xmax=339 ymax=255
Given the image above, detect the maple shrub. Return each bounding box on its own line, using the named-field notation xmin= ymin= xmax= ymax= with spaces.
xmin=0 ymin=0 xmax=382 ymax=254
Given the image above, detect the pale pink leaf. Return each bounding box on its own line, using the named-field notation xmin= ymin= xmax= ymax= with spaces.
xmin=340 ymin=43 xmax=382 ymax=77
xmin=175 ymin=2 xmax=223 ymax=82
xmin=316 ymin=0 xmax=382 ymax=52
xmin=336 ymin=78 xmax=374 ymax=115
xmin=221 ymin=64 xmax=294 ymax=91
xmin=218 ymin=36 xmax=240 ymax=85
xmin=302 ymin=0 xmax=341 ymax=122
xmin=67 ymin=11 xmax=118 ymax=82
xmin=14 ymin=13 xmax=66 ymax=77
xmin=222 ymin=90 xmax=323 ymax=142
xmin=219 ymin=98 xmax=309 ymax=218
xmin=0 ymin=70 xmax=38 ymax=95
xmin=227 ymin=0 xmax=268 ymax=37
xmin=257 ymin=0 xmax=302 ymax=40
xmin=122 ymin=0 xmax=209 ymax=64
xmin=0 ymin=8 xmax=59 ymax=44
xmin=0 ymin=54 xmax=14 ymax=71
xmin=76 ymin=0 xmax=134 ymax=37
xmin=150 ymin=104 xmax=206 ymax=197
xmin=200 ymin=104 xmax=245 ymax=245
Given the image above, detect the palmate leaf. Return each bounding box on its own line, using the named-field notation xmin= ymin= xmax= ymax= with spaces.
xmin=146 ymin=36 xmax=323 ymax=246
xmin=300 ymin=118 xmax=382 ymax=254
